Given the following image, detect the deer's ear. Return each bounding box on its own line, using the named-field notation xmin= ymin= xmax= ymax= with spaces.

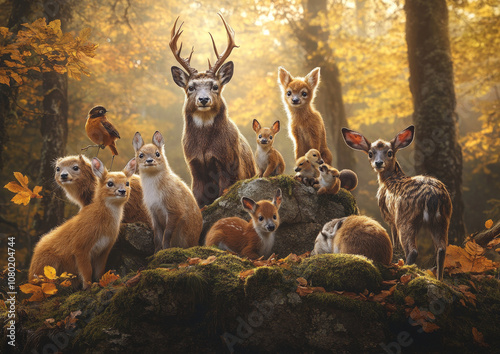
xmin=152 ymin=131 xmax=165 ymax=149
xmin=342 ymin=128 xmax=371 ymax=153
xmin=391 ymin=126 xmax=415 ymax=151
xmin=252 ymin=119 xmax=261 ymax=133
xmin=171 ymin=66 xmax=189 ymax=88
xmin=92 ymin=157 xmax=107 ymax=179
xmin=305 ymin=67 xmax=320 ymax=90
xmin=123 ymin=158 xmax=136 ymax=178
xmin=218 ymin=61 xmax=234 ymax=86
xmin=241 ymin=197 xmax=257 ymax=214
xmin=132 ymin=132 xmax=144 ymax=152
xmin=278 ymin=66 xmax=292 ymax=87
xmin=272 ymin=120 xmax=280 ymax=134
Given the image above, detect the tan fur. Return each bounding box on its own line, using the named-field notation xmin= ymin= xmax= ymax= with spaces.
xmin=277 ymin=67 xmax=333 ymax=165
xmin=311 ymin=215 xmax=393 ymax=265
xmin=55 ymin=155 xmax=151 ymax=227
xmin=294 ymin=156 xmax=317 ymax=186
xmin=205 ymin=190 xmax=282 ymax=259
xmin=29 ymin=158 xmax=135 ymax=289
xmin=342 ymin=126 xmax=452 ymax=280
xmin=133 ymin=131 xmax=202 ymax=252
xmin=317 ymin=164 xmax=341 ymax=195
xmin=252 ymin=119 xmax=285 ymax=177
xmin=305 ymin=149 xmax=358 ymax=191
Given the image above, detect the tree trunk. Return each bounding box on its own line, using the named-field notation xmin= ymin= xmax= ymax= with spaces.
xmin=405 ymin=0 xmax=466 ymax=244
xmin=36 ymin=0 xmax=68 ymax=235
xmin=298 ymin=0 xmax=354 ymax=170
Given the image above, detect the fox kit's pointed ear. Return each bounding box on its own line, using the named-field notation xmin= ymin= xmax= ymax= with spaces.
xmin=241 ymin=197 xmax=257 ymax=214
xmin=91 ymin=157 xmax=107 ymax=179
xmin=132 ymin=132 xmax=144 ymax=152
xmin=278 ymin=66 xmax=292 ymax=87
xmin=123 ymin=158 xmax=136 ymax=178
xmin=305 ymin=67 xmax=320 ymax=90
xmin=252 ymin=119 xmax=261 ymax=133
xmin=391 ymin=125 xmax=415 ymax=151
xmin=342 ymin=128 xmax=371 ymax=153
xmin=171 ymin=66 xmax=189 ymax=88
xmin=272 ymin=120 xmax=280 ymax=134
xmin=152 ymin=131 xmax=165 ymax=149
xmin=273 ymin=188 xmax=282 ymax=209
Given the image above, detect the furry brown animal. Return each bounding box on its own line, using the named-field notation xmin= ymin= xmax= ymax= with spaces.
xmin=253 ymin=119 xmax=285 ymax=177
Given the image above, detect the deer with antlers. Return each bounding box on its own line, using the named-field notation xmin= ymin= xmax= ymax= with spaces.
xmin=169 ymin=13 xmax=256 ymax=207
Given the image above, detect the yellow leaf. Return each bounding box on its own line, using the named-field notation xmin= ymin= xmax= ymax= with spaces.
xmin=14 ymin=172 xmax=28 ymax=188
xmin=11 ymin=192 xmax=31 ymax=205
xmin=4 ymin=181 xmax=25 ymax=194
xmin=485 ymin=219 xmax=493 ymax=229
xmin=33 ymin=185 xmax=43 ymax=195
xmin=20 ymin=283 xmax=42 ymax=294
xmin=44 ymin=266 xmax=57 ymax=280
xmin=99 ymin=270 xmax=119 ymax=287
xmin=0 ymin=74 xmax=10 ymax=86
xmin=79 ymin=27 xmax=91 ymax=41
xmin=42 ymin=283 xmax=58 ymax=296
xmin=60 ymin=280 xmax=72 ymax=287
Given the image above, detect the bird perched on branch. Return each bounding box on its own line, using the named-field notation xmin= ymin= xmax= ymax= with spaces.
xmin=82 ymin=105 xmax=120 ymax=169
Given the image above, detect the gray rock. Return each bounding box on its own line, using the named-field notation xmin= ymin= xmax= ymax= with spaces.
xmin=201 ymin=175 xmax=358 ymax=256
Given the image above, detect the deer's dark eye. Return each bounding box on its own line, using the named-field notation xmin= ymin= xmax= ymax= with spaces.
xmin=139 ymin=153 xmax=144 ymax=159
xmin=56 ymin=167 xmax=60 ymax=172
xmin=107 ymin=181 xmax=114 ymax=187
xmin=258 ymin=216 xmax=264 ymax=221
xmin=126 ymin=182 xmax=129 ymax=187
xmin=313 ymin=154 xmax=316 ymax=157
xmin=388 ymin=151 xmax=393 ymax=158
xmin=258 ymin=135 xmax=262 ymax=139
xmin=73 ymin=166 xmax=79 ymax=171
xmin=155 ymin=152 xmax=160 ymax=157
xmin=273 ymin=215 xmax=277 ymax=220
xmin=300 ymin=163 xmax=303 ymax=166
xmin=368 ymin=152 xmax=373 ymax=158
xmin=269 ymin=136 xmax=273 ymax=140
xmin=212 ymin=84 xmax=218 ymax=91
xmin=287 ymin=91 xmax=291 ymax=96
xmin=302 ymin=92 xmax=307 ymax=97
xmin=188 ymin=86 xmax=195 ymax=92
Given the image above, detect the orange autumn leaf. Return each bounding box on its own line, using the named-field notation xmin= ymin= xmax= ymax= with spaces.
xmin=485 ymin=219 xmax=493 ymax=229
xmin=400 ymin=274 xmax=412 ymax=284
xmin=404 ymin=296 xmax=415 ymax=306
xmin=44 ymin=266 xmax=57 ymax=280
xmin=472 ymin=327 xmax=488 ymax=347
xmin=296 ymin=285 xmax=325 ymax=297
xmin=188 ymin=257 xmax=201 ymax=265
xmin=398 ymin=259 xmax=405 ymax=266
xmin=60 ymin=280 xmax=72 ymax=287
xmin=296 ymin=277 xmax=308 ymax=287
xmin=19 ymin=283 xmax=42 ymax=294
xmin=42 ymin=283 xmax=57 ymax=296
xmin=445 ymin=244 xmax=499 ymax=274
xmin=99 ymin=270 xmax=119 ymax=287
xmin=200 ymin=256 xmax=217 ymax=265
xmin=239 ymin=269 xmax=255 ymax=280
xmin=4 ymin=172 xmax=43 ymax=205
xmin=125 ymin=272 xmax=142 ymax=287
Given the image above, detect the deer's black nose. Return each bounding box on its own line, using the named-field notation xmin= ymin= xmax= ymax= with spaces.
xmin=146 ymin=158 xmax=154 ymax=164
xmin=267 ymin=224 xmax=275 ymax=232
xmin=292 ymin=98 xmax=300 ymax=104
xmin=318 ymin=159 xmax=324 ymax=164
xmin=60 ymin=173 xmax=68 ymax=179
xmin=294 ymin=167 xmax=300 ymax=172
xmin=375 ymin=161 xmax=383 ymax=168
xmin=118 ymin=189 xmax=126 ymax=196
xmin=199 ymin=97 xmax=209 ymax=105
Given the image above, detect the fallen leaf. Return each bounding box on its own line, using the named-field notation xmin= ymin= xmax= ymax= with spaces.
xmin=398 ymin=259 xmax=405 ymax=266
xmin=188 ymin=257 xmax=201 ymax=265
xmin=44 ymin=318 xmax=55 ymax=328
xmin=421 ymin=322 xmax=440 ymax=333
xmin=296 ymin=277 xmax=308 ymax=286
xmin=200 ymin=256 xmax=217 ymax=265
xmin=382 ymin=279 xmax=398 ymax=286
xmin=485 ymin=219 xmax=493 ymax=229
xmin=486 ymin=238 xmax=500 ymax=249
xmin=400 ymin=274 xmax=412 ymax=284
xmin=445 ymin=244 xmax=498 ymax=273
xmin=404 ymin=296 xmax=415 ymax=306
xmin=465 ymin=241 xmax=485 ymax=258
xmin=44 ymin=266 xmax=57 ymax=280
xmin=296 ymin=285 xmax=325 ymax=296
xmin=125 ymin=272 xmax=142 ymax=287
xmin=99 ymin=270 xmax=119 ymax=287
xmin=472 ymin=327 xmax=488 ymax=347
xmin=239 ymin=269 xmax=255 ymax=280
xmin=60 ymin=280 xmax=72 ymax=287
xmin=42 ymin=283 xmax=57 ymax=296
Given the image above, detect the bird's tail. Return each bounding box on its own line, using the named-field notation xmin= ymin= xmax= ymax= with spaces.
xmin=109 ymin=143 xmax=118 ymax=156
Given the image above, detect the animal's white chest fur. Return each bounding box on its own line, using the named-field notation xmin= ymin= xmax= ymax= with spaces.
xmin=192 ymin=114 xmax=214 ymax=128
xmin=142 ymin=174 xmax=164 ymax=208
xmin=256 ymin=146 xmax=269 ymax=171
xmin=257 ymin=230 xmax=275 ymax=257
xmin=92 ymin=237 xmax=111 ymax=255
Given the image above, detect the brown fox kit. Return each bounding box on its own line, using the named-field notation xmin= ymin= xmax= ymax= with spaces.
xmin=342 ymin=126 xmax=452 ymax=280
xmin=30 ymin=157 xmax=135 ymax=289
xmin=55 ymin=155 xmax=151 ymax=227
xmin=205 ymin=189 xmax=282 ymax=259
xmin=305 ymin=149 xmax=358 ymax=191
xmin=278 ymin=66 xmax=333 ymax=165
xmin=133 ymin=131 xmax=202 ymax=252
xmin=294 ymin=156 xmax=318 ymax=186
xmin=252 ymin=119 xmax=285 ymax=177
xmin=317 ymin=164 xmax=341 ymax=195
xmin=311 ymin=215 xmax=393 ymax=265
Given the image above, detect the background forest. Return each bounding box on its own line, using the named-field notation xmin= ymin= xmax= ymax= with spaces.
xmin=0 ymin=0 xmax=498 ymax=269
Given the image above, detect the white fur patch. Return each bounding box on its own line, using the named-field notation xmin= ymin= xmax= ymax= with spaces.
xmin=192 ymin=114 xmax=214 ymax=128
xmin=256 ymin=145 xmax=269 ymax=172
xmin=92 ymin=237 xmax=111 ymax=255
xmin=218 ymin=242 xmax=234 ymax=252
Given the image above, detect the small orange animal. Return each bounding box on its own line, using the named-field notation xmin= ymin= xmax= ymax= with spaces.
xmin=29 ymin=157 xmax=135 ymax=289
xmin=252 ymin=119 xmax=285 ymax=177
xmin=54 ymin=154 xmax=152 ymax=227
xmin=311 ymin=215 xmax=393 ymax=265
xmin=317 ymin=164 xmax=341 ymax=195
xmin=294 ymin=156 xmax=317 ymax=186
xmin=205 ymin=189 xmax=282 ymax=259
xmin=133 ymin=131 xmax=202 ymax=251
xmin=305 ymin=149 xmax=358 ymax=191
xmin=278 ymin=66 xmax=333 ymax=165
xmin=84 ymin=106 xmax=120 ymax=167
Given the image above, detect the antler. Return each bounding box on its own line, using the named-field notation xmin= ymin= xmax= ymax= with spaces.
xmin=169 ymin=17 xmax=197 ymax=75
xmin=207 ymin=13 xmax=239 ymax=75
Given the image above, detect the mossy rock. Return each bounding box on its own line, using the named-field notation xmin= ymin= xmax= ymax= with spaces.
xmin=298 ymin=254 xmax=383 ymax=292
xmin=244 ymin=266 xmax=296 ymax=301
xmin=201 ymin=175 xmax=358 ymax=256
xmin=147 ymin=246 xmax=234 ymax=268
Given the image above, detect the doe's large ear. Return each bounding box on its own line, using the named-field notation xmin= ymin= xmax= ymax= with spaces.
xmin=272 ymin=120 xmax=280 ymax=134
xmin=171 ymin=66 xmax=189 ymax=88
xmin=91 ymin=157 xmax=107 ymax=180
xmin=152 ymin=131 xmax=165 ymax=149
xmin=252 ymin=119 xmax=261 ymax=133
xmin=391 ymin=125 xmax=415 ymax=151
xmin=342 ymin=128 xmax=371 ymax=153
xmin=305 ymin=67 xmax=320 ymax=90
xmin=132 ymin=132 xmax=144 ymax=152
xmin=123 ymin=158 xmax=136 ymax=178
xmin=273 ymin=189 xmax=282 ymax=209
xmin=217 ymin=61 xmax=234 ymax=86
xmin=241 ymin=197 xmax=257 ymax=214
xmin=278 ymin=66 xmax=292 ymax=87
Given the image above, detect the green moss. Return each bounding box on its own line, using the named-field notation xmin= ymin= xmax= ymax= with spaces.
xmin=306 ymin=292 xmax=385 ymax=320
xmin=299 ymin=254 xmax=383 ymax=292
xmin=244 ymin=266 xmax=295 ymax=301
xmin=328 ymin=188 xmax=359 ymax=216
xmin=147 ymin=246 xmax=227 ymax=267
